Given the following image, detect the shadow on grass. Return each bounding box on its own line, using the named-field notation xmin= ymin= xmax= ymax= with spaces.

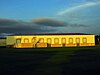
xmin=0 ymin=46 xmax=100 ymax=75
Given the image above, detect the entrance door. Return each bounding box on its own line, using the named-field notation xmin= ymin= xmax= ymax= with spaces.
xmin=47 ymin=38 xmax=51 ymax=47
xmin=62 ymin=38 xmax=66 ymax=47
xmin=76 ymin=38 xmax=80 ymax=46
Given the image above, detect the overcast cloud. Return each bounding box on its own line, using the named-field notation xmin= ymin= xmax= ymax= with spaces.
xmin=0 ymin=18 xmax=88 ymax=34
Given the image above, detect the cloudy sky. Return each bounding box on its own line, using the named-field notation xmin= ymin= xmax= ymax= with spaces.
xmin=0 ymin=0 xmax=100 ymax=34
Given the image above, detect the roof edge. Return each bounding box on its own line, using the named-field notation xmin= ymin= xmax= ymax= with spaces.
xmin=8 ymin=33 xmax=94 ymax=36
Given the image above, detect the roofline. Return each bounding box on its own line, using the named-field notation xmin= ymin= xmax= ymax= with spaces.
xmin=0 ymin=37 xmax=6 ymax=39
xmin=7 ymin=33 xmax=94 ymax=36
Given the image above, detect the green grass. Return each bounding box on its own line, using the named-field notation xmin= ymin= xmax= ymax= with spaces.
xmin=0 ymin=46 xmax=100 ymax=75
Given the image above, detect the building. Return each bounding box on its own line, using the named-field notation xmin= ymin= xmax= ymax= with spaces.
xmin=0 ymin=37 xmax=6 ymax=47
xmin=6 ymin=33 xmax=95 ymax=48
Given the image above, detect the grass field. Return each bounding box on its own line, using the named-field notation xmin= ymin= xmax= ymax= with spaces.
xmin=0 ymin=46 xmax=100 ymax=75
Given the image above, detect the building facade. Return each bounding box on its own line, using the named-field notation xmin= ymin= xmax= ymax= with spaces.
xmin=0 ymin=37 xmax=6 ymax=47
xmin=6 ymin=33 xmax=95 ymax=48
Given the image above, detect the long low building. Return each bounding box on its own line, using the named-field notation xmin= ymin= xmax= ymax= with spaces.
xmin=6 ymin=33 xmax=95 ymax=48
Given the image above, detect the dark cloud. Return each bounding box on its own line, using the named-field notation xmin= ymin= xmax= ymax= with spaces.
xmin=0 ymin=18 xmax=88 ymax=34
xmin=32 ymin=18 xmax=88 ymax=27
xmin=32 ymin=18 xmax=66 ymax=27
xmin=0 ymin=18 xmax=19 ymax=26
xmin=0 ymin=18 xmax=56 ymax=33
xmin=69 ymin=23 xmax=89 ymax=27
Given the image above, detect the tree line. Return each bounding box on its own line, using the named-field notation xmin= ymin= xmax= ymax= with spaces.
xmin=95 ymin=34 xmax=100 ymax=45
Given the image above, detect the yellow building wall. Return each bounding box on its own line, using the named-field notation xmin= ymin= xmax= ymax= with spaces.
xmin=7 ymin=36 xmax=16 ymax=45
xmin=6 ymin=35 xmax=95 ymax=48
xmin=0 ymin=39 xmax=6 ymax=46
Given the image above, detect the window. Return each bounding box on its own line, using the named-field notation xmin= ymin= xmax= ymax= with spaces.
xmin=16 ymin=39 xmax=21 ymax=44
xmin=69 ymin=38 xmax=73 ymax=43
xmin=62 ymin=38 xmax=66 ymax=43
xmin=76 ymin=38 xmax=80 ymax=43
xmin=40 ymin=38 xmax=44 ymax=43
xmin=47 ymin=38 xmax=51 ymax=44
xmin=32 ymin=37 xmax=36 ymax=43
xmin=24 ymin=38 xmax=29 ymax=43
xmin=83 ymin=38 xmax=87 ymax=43
xmin=54 ymin=38 xmax=59 ymax=44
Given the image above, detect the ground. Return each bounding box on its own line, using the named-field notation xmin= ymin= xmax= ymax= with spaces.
xmin=0 ymin=46 xmax=100 ymax=75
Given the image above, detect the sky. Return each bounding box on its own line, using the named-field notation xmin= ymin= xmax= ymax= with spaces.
xmin=0 ymin=0 xmax=100 ymax=34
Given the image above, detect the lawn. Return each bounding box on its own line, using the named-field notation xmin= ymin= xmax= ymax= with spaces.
xmin=0 ymin=46 xmax=100 ymax=75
